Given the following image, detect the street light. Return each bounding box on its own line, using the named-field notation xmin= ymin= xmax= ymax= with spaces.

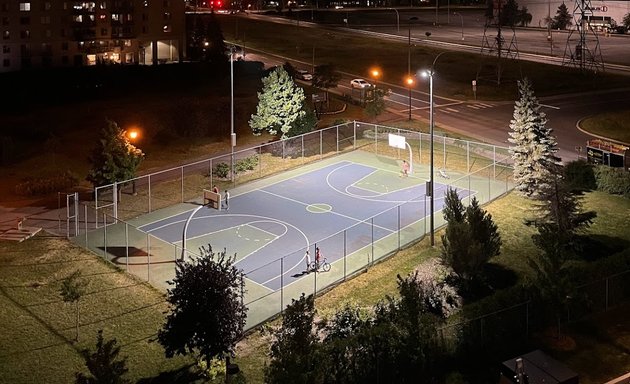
xmin=453 ymin=12 xmax=464 ymax=40
xmin=387 ymin=7 xmax=400 ymax=32
xmin=228 ymin=46 xmax=237 ymax=182
xmin=407 ymin=17 xmax=418 ymax=121
xmin=421 ymin=51 xmax=448 ymax=247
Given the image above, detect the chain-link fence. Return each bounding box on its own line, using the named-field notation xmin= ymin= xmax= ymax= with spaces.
xmin=73 ymin=121 xmax=515 ymax=330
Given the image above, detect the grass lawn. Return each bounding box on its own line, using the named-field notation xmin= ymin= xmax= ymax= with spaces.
xmin=580 ymin=110 xmax=630 ymax=145
xmin=0 ymin=236 xmax=195 ymax=384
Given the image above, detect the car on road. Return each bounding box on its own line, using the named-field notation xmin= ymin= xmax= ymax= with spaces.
xmin=350 ymin=78 xmax=372 ymax=88
xmin=295 ymin=69 xmax=313 ymax=81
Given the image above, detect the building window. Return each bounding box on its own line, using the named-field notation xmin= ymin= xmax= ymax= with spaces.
xmin=3 ymin=58 xmax=9 ymax=67
xmin=20 ymin=44 xmax=29 ymax=55
xmin=19 ymin=2 xmax=31 ymax=11
xmin=2 ymin=45 xmax=9 ymax=53
xmin=163 ymin=12 xmax=171 ymax=20
xmin=40 ymin=16 xmax=50 ymax=24
xmin=1 ymin=4 xmax=9 ymax=12
xmin=62 ymin=41 xmax=68 ymax=50
xmin=101 ymin=28 xmax=107 ymax=36
xmin=163 ymin=24 xmax=171 ymax=32
xmin=142 ymin=13 xmax=148 ymax=21
xmin=99 ymin=1 xmax=106 ymax=9
xmin=42 ymin=2 xmax=51 ymax=10
xmin=45 ymin=29 xmax=51 ymax=37
xmin=99 ymin=14 xmax=106 ymax=20
xmin=163 ymin=0 xmax=170 ymax=7
xmin=142 ymin=25 xmax=147 ymax=33
xmin=60 ymin=28 xmax=66 ymax=37
xmin=2 ymin=30 xmax=8 ymax=39
xmin=20 ymin=30 xmax=30 ymax=38
xmin=124 ymin=39 xmax=131 ymax=46
xmin=143 ymin=1 xmax=148 ymax=7
xmin=20 ymin=16 xmax=29 ymax=25
xmin=62 ymin=55 xmax=68 ymax=64
xmin=2 ymin=17 xmax=8 ymax=25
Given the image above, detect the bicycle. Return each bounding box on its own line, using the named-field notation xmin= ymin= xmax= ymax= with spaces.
xmin=308 ymin=258 xmax=331 ymax=272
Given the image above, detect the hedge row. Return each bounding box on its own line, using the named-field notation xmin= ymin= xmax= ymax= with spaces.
xmin=211 ymin=155 xmax=259 ymax=179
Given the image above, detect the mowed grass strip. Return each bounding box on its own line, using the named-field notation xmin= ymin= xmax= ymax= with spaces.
xmin=580 ymin=110 xmax=630 ymax=145
xmin=0 ymin=236 xmax=192 ymax=384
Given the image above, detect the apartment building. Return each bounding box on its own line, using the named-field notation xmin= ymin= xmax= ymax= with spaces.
xmin=0 ymin=1 xmax=186 ymax=73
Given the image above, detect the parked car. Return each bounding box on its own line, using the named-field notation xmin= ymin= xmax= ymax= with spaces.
xmin=295 ymin=69 xmax=313 ymax=81
xmin=350 ymin=78 xmax=372 ymax=88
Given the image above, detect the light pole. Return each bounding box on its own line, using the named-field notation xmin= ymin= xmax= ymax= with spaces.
xmin=453 ymin=11 xmax=464 ymax=40
xmin=422 ymin=51 xmax=447 ymax=247
xmin=229 ymin=46 xmax=236 ymax=182
xmin=387 ymin=7 xmax=400 ymax=32
xmin=407 ymin=17 xmax=418 ymax=121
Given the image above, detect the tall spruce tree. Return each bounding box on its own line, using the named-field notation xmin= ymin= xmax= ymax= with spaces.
xmin=551 ymin=3 xmax=573 ymax=30
xmin=250 ymin=66 xmax=306 ymax=140
xmin=508 ymin=78 xmax=560 ymax=198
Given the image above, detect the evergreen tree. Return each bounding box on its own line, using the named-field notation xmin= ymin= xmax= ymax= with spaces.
xmin=250 ymin=66 xmax=306 ymax=139
xmin=265 ymin=294 xmax=323 ymax=384
xmin=499 ymin=0 xmax=519 ymax=26
xmin=440 ymin=189 xmax=501 ymax=293
xmin=508 ymin=78 xmax=560 ymax=198
xmin=623 ymin=13 xmax=630 ymax=29
xmin=518 ymin=6 xmax=532 ymax=26
xmin=206 ymin=13 xmax=228 ymax=66
xmin=551 ymin=3 xmax=573 ymax=30
xmin=527 ymin=172 xmax=596 ymax=337
xmin=75 ymin=330 xmax=130 ymax=384
xmin=60 ymin=270 xmax=87 ymax=342
xmin=87 ymin=120 xmax=144 ymax=187
xmin=158 ymin=245 xmax=247 ymax=367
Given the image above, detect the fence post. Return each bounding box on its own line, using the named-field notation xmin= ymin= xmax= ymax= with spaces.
xmin=302 ymin=135 xmax=305 ymax=164
xmin=113 ymin=181 xmax=118 ymax=220
xmin=148 ymin=174 xmax=152 ymax=213
xmin=526 ymin=302 xmax=529 ymax=336
xmin=467 ymin=141 xmax=470 ymax=173
xmin=314 ymin=242 xmax=317 ymax=297
xmin=343 ymin=230 xmax=347 ymax=280
xmin=353 ymin=121 xmax=357 ymax=150
xmin=103 ymin=213 xmax=107 ymax=259
xmin=442 ymin=135 xmax=446 ymax=169
xmin=606 ymin=277 xmax=609 ymax=310
xmin=181 ymin=166 xmax=184 ymax=203
xmin=371 ymin=217 xmax=374 ymax=266
xmin=147 ymin=234 xmax=151 ymax=282
xmin=493 ymin=145 xmax=496 ymax=180
xmin=281 ymin=257 xmax=284 ymax=313
xmin=84 ymin=205 xmax=88 ymax=245
xmin=374 ymin=124 xmax=378 ymax=155
xmin=336 ymin=125 xmax=339 ymax=153
xmin=397 ymin=205 xmax=401 ymax=249
xmin=125 ymin=223 xmax=129 ymax=272
xmin=320 ymin=130 xmax=323 ymax=159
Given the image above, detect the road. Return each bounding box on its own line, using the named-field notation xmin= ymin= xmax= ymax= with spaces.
xmin=236 ymin=11 xmax=630 ymax=161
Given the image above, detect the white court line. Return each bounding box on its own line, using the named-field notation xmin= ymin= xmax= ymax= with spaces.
xmin=445 ymin=107 xmax=459 ymax=113
xmin=467 ymin=105 xmax=480 ymax=109
xmin=140 ymin=206 xmax=199 ymax=229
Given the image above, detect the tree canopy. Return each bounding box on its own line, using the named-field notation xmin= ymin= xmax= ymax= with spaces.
xmin=551 ymin=3 xmax=573 ymax=30
xmin=508 ymin=78 xmax=560 ymax=198
xmin=249 ymin=66 xmax=307 ymax=139
xmin=87 ymin=120 xmax=144 ymax=187
xmin=158 ymin=245 xmax=247 ymax=366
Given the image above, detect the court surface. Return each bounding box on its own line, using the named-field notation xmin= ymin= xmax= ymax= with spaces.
xmin=138 ymin=160 xmax=472 ymax=293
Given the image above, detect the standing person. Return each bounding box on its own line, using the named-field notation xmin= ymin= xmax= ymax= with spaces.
xmin=223 ymin=189 xmax=230 ymax=210
xmin=304 ymin=250 xmax=311 ymax=273
xmin=212 ymin=185 xmax=219 ymax=194
xmin=401 ymin=160 xmax=410 ymax=177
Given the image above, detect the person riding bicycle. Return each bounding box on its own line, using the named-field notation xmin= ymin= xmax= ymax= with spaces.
xmin=315 ymin=247 xmax=322 ymax=269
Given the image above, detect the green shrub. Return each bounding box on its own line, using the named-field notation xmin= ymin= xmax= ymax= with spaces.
xmin=15 ymin=171 xmax=79 ymax=196
xmin=234 ymin=155 xmax=259 ymax=174
xmin=594 ymin=165 xmax=630 ymax=197
xmin=564 ymin=160 xmax=596 ymax=192
xmin=213 ymin=162 xmax=230 ymax=179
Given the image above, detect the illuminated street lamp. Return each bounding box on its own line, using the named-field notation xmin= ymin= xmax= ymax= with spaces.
xmin=421 ymin=51 xmax=447 ymax=247
xmin=127 ymin=129 xmax=140 ymax=141
xmin=370 ymin=67 xmax=381 ymax=89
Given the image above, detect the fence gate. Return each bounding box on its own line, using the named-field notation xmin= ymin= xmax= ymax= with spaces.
xmin=58 ymin=192 xmax=79 ymax=238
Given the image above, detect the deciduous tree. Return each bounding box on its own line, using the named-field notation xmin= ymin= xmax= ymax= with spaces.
xmin=87 ymin=120 xmax=144 ymax=188
xmin=249 ymin=66 xmax=306 ymax=139
xmin=158 ymin=245 xmax=247 ymax=369
xmin=312 ymin=64 xmax=341 ymax=107
xmin=60 ymin=270 xmax=87 ymax=342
